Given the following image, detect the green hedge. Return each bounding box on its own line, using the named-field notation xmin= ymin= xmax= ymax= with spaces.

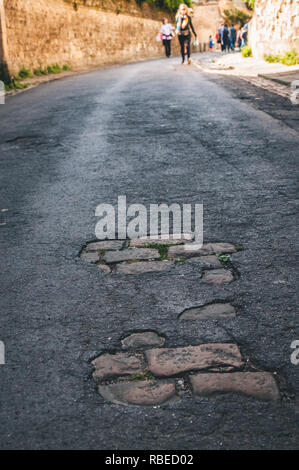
xmin=265 ymin=50 xmax=299 ymax=66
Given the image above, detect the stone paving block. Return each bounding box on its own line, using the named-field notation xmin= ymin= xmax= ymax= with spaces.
xmin=98 ymin=379 xmax=178 ymax=406
xmin=187 ymin=255 xmax=222 ymax=268
xmin=98 ymin=264 xmax=111 ymax=274
xmin=115 ymin=260 xmax=174 ymax=275
xmin=145 ymin=344 xmax=243 ymax=377
xmin=181 ymin=242 xmax=236 ymax=256
xmin=179 ymin=303 xmax=237 ymax=321
xmin=168 ymin=244 xmax=202 ymax=258
xmin=80 ymin=251 xmax=100 ymax=263
xmin=104 ymin=248 xmax=160 ymax=264
xmin=203 ymin=269 xmax=234 ymax=285
xmin=86 ymin=240 xmax=124 ymax=251
xmin=92 ymin=352 xmax=144 ymax=381
xmin=130 ymin=234 xmax=193 ymax=247
xmin=121 ymin=331 xmax=166 ymax=349
xmin=204 ymin=243 xmax=237 ymax=254
xmin=190 ymin=372 xmax=280 ymax=401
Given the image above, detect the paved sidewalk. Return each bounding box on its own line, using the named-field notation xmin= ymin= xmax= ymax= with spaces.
xmin=193 ymin=52 xmax=299 ymax=100
xmin=193 ymin=51 xmax=299 ymax=77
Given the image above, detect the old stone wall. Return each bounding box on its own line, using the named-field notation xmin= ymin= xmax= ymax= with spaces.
xmin=192 ymin=2 xmax=222 ymax=43
xmin=1 ymin=0 xmax=174 ymax=76
xmin=250 ymin=0 xmax=299 ymax=58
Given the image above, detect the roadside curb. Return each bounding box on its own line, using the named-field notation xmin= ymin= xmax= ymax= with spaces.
xmin=258 ymin=74 xmax=290 ymax=87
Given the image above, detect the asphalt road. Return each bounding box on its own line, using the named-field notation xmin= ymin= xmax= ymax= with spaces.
xmin=0 ymin=56 xmax=298 ymax=450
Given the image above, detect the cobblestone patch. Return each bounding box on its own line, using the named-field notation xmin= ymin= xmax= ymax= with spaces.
xmin=92 ymin=336 xmax=279 ymax=405
xmin=179 ymin=302 xmax=237 ymax=321
xmin=80 ymin=239 xmax=240 ymax=277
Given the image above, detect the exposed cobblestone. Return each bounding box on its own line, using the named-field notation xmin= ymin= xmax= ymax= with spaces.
xmin=121 ymin=331 xmax=166 ymax=349
xmin=115 ymin=260 xmax=174 ymax=275
xmin=130 ymin=234 xmax=193 ymax=247
xmin=104 ymin=248 xmax=160 ymax=264
xmin=98 ymin=379 xmax=178 ymax=406
xmin=179 ymin=303 xmax=237 ymax=321
xmin=190 ymin=372 xmax=280 ymax=401
xmin=80 ymin=251 xmax=100 ymax=263
xmin=145 ymin=344 xmax=243 ymax=376
xmin=92 ymin=352 xmax=144 ymax=381
xmin=203 ymin=269 xmax=234 ymax=285
xmin=86 ymin=240 xmax=125 ymax=251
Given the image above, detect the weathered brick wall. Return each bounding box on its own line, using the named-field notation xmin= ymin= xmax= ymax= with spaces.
xmin=2 ymin=0 xmax=173 ymax=76
xmin=250 ymin=0 xmax=299 ymax=58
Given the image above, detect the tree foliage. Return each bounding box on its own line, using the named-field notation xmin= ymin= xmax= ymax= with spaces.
xmin=244 ymin=0 xmax=255 ymax=10
xmin=223 ymin=7 xmax=252 ymax=27
xmin=138 ymin=0 xmax=192 ymax=13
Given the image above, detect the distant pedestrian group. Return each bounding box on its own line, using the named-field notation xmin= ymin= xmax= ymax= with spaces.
xmin=216 ymin=22 xmax=248 ymax=52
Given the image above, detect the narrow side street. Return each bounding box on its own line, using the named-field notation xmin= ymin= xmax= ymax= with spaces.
xmin=0 ymin=57 xmax=298 ymax=449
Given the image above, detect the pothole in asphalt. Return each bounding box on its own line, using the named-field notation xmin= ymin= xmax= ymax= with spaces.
xmin=91 ymin=332 xmax=280 ymax=406
xmin=80 ymin=236 xmax=242 ymax=282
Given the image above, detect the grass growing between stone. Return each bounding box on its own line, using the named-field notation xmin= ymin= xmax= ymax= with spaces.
xmin=129 ymin=372 xmax=155 ymax=381
xmin=142 ymin=243 xmax=174 ymax=260
xmin=216 ymin=254 xmax=231 ymax=263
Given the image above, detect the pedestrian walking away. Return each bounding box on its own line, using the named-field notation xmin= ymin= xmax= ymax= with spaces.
xmin=220 ymin=23 xmax=229 ymax=52
xmin=176 ymin=4 xmax=197 ymax=65
xmin=229 ymin=24 xmax=236 ymax=51
xmin=160 ymin=18 xmax=174 ymax=58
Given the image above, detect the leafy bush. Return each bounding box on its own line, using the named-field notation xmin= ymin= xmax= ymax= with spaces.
xmin=17 ymin=67 xmax=33 ymax=79
xmin=281 ymin=50 xmax=299 ymax=66
xmin=245 ymin=0 xmax=255 ymax=10
xmin=62 ymin=64 xmax=70 ymax=71
xmin=265 ymin=50 xmax=299 ymax=66
xmin=223 ymin=7 xmax=252 ymax=27
xmin=241 ymin=45 xmax=252 ymax=57
xmin=47 ymin=64 xmax=62 ymax=74
xmin=264 ymin=53 xmax=281 ymax=63
xmin=4 ymin=81 xmax=28 ymax=91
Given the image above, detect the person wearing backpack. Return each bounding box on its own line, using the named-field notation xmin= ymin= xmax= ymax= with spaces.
xmin=176 ymin=4 xmax=197 ymax=65
xmin=220 ymin=24 xmax=229 ymax=52
xmin=229 ymin=24 xmax=237 ymax=51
